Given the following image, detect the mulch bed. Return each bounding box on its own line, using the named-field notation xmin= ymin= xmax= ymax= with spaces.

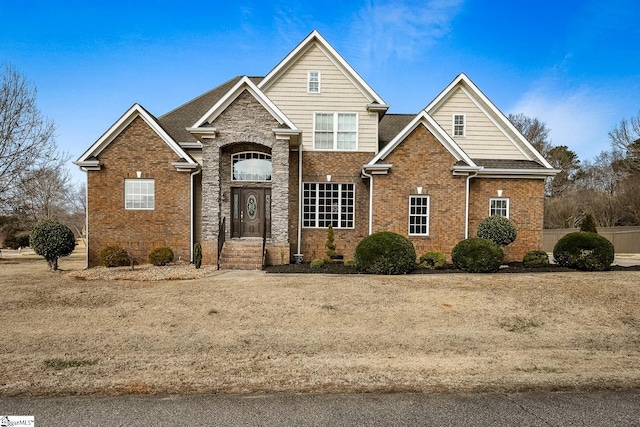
xmin=265 ymin=262 xmax=640 ymax=274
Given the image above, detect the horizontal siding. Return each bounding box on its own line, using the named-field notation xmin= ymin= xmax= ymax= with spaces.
xmin=432 ymin=88 xmax=526 ymax=160
xmin=264 ymin=44 xmax=378 ymax=153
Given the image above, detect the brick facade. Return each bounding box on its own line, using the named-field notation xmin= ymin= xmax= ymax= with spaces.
xmin=86 ymin=116 xmax=192 ymax=267
xmin=469 ymin=178 xmax=545 ymax=261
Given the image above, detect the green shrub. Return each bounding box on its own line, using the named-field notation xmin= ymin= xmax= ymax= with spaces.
xmin=344 ymin=258 xmax=356 ymax=268
xmin=451 ymin=238 xmax=504 ymax=273
xmin=418 ymin=251 xmax=446 ymax=269
xmin=523 ymin=250 xmax=550 ymax=268
xmin=310 ymin=259 xmax=325 ymax=269
xmin=325 ymin=224 xmax=339 ymax=259
xmin=354 ymin=231 xmax=416 ymax=275
xmin=4 ymin=229 xmax=30 ymax=249
xmin=194 ymin=242 xmax=202 ymax=269
xmin=29 ymin=220 xmax=76 ymax=271
xmin=99 ymin=245 xmax=133 ymax=267
xmin=149 ymin=246 xmax=174 ymax=266
xmin=477 ymin=216 xmax=517 ymax=247
xmin=580 ymin=214 xmax=598 ymax=233
xmin=553 ymin=232 xmax=614 ymax=271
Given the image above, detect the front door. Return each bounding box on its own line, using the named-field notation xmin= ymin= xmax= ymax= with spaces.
xmin=231 ymin=188 xmax=271 ymax=238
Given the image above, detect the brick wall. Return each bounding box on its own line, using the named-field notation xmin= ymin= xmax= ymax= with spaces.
xmin=372 ymin=125 xmax=468 ymax=261
xmin=297 ymin=151 xmax=372 ymax=261
xmin=86 ymin=116 xmax=192 ymax=266
xmin=469 ymin=178 xmax=545 ymax=261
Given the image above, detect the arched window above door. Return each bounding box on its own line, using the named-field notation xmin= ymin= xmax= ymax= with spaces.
xmin=232 ymin=152 xmax=272 ymax=181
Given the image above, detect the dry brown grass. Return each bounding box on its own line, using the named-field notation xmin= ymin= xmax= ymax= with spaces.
xmin=1 ymin=248 xmax=639 ymax=396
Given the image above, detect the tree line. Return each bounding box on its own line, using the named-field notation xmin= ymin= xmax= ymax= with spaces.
xmin=0 ymin=64 xmax=84 ymax=248
xmin=509 ymin=112 xmax=640 ymax=229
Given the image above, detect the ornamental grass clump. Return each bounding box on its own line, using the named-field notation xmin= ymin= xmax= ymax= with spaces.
xmin=553 ymin=232 xmax=614 ymax=271
xmin=354 ymin=231 xmax=416 ymax=275
xmin=451 ymin=237 xmax=504 ymax=273
xmin=149 ymin=246 xmax=174 ymax=266
xmin=523 ymin=250 xmax=550 ymax=268
xmin=99 ymin=245 xmax=133 ymax=268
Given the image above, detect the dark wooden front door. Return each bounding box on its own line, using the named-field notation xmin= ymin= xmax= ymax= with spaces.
xmin=231 ymin=188 xmax=271 ymax=238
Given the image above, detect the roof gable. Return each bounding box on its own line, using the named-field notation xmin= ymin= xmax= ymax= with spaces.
xmin=258 ymin=30 xmax=388 ymax=109
xmin=367 ymin=110 xmax=476 ymax=169
xmin=74 ymin=104 xmax=197 ymax=171
xmin=426 ymin=73 xmax=553 ymax=169
xmin=189 ymin=76 xmax=298 ymax=133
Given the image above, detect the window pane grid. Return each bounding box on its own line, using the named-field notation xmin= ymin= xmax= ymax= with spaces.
xmin=454 ymin=114 xmax=465 ymax=137
xmin=490 ymin=198 xmax=509 ymax=217
xmin=409 ymin=195 xmax=429 ymax=235
xmin=314 ymin=113 xmax=357 ymax=150
xmin=303 ymin=182 xmax=354 ymax=228
xmin=232 ymin=152 xmax=272 ymax=181
xmin=125 ymin=179 xmax=155 ymax=210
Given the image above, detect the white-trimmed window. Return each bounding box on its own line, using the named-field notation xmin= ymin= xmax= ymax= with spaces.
xmin=232 ymin=152 xmax=272 ymax=181
xmin=314 ymin=113 xmax=358 ymax=150
xmin=409 ymin=195 xmax=430 ymax=236
xmin=303 ymin=182 xmax=355 ymax=228
xmin=308 ymin=71 xmax=320 ymax=93
xmin=125 ymin=179 xmax=155 ymax=210
xmin=453 ymin=114 xmax=465 ymax=137
xmin=490 ymin=198 xmax=509 ymax=217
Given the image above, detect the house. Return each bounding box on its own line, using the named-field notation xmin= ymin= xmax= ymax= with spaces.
xmin=74 ymin=30 xmax=558 ymax=269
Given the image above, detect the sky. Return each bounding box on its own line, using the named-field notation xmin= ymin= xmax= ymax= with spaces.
xmin=1 ymin=0 xmax=639 ymax=184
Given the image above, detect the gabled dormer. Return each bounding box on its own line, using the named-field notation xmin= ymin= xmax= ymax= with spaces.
xmin=258 ymin=30 xmax=389 ymax=153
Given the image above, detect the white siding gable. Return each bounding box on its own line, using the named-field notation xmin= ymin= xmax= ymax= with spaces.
xmin=263 ymin=43 xmax=379 ymax=152
xmin=430 ymin=87 xmax=526 ymax=160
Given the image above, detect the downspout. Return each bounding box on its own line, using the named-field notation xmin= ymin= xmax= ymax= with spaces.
xmin=82 ymin=169 xmax=88 ymax=270
xmin=465 ymin=171 xmax=478 ymax=239
xmin=294 ymin=146 xmax=303 ymax=262
xmin=190 ymin=169 xmax=202 ymax=263
xmin=361 ymin=168 xmax=374 ymax=235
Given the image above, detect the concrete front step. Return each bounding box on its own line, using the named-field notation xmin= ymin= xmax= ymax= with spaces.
xmin=219 ymin=240 xmax=264 ymax=270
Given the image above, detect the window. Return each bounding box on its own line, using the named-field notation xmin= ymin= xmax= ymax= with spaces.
xmin=125 ymin=179 xmax=155 ymax=210
xmin=314 ymin=113 xmax=357 ymax=150
xmin=490 ymin=198 xmax=509 ymax=217
xmin=453 ymin=114 xmax=465 ymax=137
xmin=308 ymin=71 xmax=320 ymax=93
xmin=303 ymin=182 xmax=354 ymax=228
xmin=232 ymin=152 xmax=272 ymax=181
xmin=409 ymin=195 xmax=430 ymax=235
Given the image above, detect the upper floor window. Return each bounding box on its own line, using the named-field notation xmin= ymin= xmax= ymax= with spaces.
xmin=125 ymin=179 xmax=155 ymax=210
xmin=453 ymin=114 xmax=465 ymax=137
xmin=409 ymin=195 xmax=430 ymax=236
xmin=314 ymin=113 xmax=357 ymax=150
xmin=490 ymin=198 xmax=509 ymax=217
xmin=308 ymin=71 xmax=320 ymax=93
xmin=232 ymin=152 xmax=272 ymax=181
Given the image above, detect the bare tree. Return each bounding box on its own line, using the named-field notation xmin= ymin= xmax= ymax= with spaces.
xmin=0 ymin=64 xmax=58 ymax=211
xmin=508 ymin=113 xmax=552 ymax=156
xmin=608 ymin=111 xmax=640 ymax=172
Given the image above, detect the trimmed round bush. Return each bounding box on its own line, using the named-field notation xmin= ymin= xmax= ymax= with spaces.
xmin=354 ymin=231 xmax=416 ymax=275
xmin=523 ymin=250 xmax=550 ymax=268
xmin=477 ymin=216 xmax=517 ymax=247
xmin=419 ymin=251 xmax=446 ymax=269
xmin=99 ymin=245 xmax=132 ymax=267
xmin=149 ymin=246 xmax=174 ymax=266
xmin=553 ymin=232 xmax=614 ymax=271
xmin=451 ymin=238 xmax=504 ymax=273
xmin=29 ymin=219 xmax=76 ymax=271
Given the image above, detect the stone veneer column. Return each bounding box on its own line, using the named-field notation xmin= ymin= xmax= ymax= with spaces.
xmin=201 ymin=139 xmax=220 ymax=244
xmin=270 ymin=139 xmax=289 ymax=243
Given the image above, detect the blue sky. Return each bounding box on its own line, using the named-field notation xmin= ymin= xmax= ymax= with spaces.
xmin=2 ymin=0 xmax=639 ymax=184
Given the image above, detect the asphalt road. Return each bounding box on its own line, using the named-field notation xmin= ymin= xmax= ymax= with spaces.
xmin=1 ymin=391 xmax=639 ymax=426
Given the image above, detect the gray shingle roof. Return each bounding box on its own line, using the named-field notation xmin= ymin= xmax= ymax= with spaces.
xmin=158 ymin=76 xmax=263 ymax=143
xmin=378 ymin=114 xmax=414 ymax=151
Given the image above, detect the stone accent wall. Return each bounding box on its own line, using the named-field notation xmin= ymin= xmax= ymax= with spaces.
xmin=469 ymin=178 xmax=545 ymax=262
xmin=86 ymin=116 xmax=191 ymax=266
xmin=298 ymin=151 xmax=372 ymax=261
xmin=371 ymin=125 xmax=468 ymax=261
xmin=200 ymin=89 xmax=290 ymax=264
